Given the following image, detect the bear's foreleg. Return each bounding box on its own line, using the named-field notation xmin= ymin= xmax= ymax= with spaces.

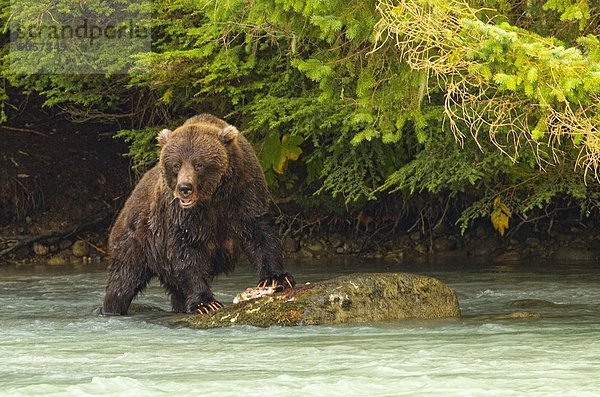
xmin=239 ymin=213 xmax=295 ymax=289
xmin=169 ymin=258 xmax=223 ymax=314
xmin=182 ymin=274 xmax=223 ymax=314
xmin=165 ymin=284 xmax=222 ymax=314
xmin=102 ymin=262 xmax=152 ymax=315
xmin=169 ymin=289 xmax=187 ymax=313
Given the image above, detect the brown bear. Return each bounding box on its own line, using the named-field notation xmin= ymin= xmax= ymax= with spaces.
xmin=102 ymin=114 xmax=295 ymax=315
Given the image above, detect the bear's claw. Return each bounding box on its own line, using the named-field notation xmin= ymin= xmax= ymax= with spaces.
xmin=257 ymin=273 xmax=296 ymax=290
xmin=196 ymin=300 xmax=223 ymax=315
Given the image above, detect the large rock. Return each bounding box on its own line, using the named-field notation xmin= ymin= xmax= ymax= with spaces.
xmin=172 ymin=273 xmax=460 ymax=328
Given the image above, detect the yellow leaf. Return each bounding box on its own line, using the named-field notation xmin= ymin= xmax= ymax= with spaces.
xmin=499 ymin=202 xmax=511 ymax=217
xmin=491 ymin=196 xmax=511 ymax=236
xmin=273 ymin=134 xmax=303 ymax=174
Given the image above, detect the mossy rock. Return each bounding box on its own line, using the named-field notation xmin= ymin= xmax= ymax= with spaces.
xmin=171 ymin=273 xmax=461 ymax=328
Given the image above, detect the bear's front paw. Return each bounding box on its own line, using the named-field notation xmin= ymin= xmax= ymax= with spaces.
xmin=195 ymin=300 xmax=223 ymax=315
xmin=257 ymin=273 xmax=296 ymax=290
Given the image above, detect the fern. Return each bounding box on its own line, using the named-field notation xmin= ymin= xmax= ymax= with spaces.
xmin=114 ymin=128 xmax=160 ymax=170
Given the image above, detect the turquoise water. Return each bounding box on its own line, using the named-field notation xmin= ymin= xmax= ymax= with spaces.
xmin=1 ymin=259 xmax=599 ymax=396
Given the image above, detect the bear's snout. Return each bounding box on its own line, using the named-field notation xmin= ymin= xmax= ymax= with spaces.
xmin=177 ymin=183 xmax=193 ymax=198
xmin=174 ymin=164 xmax=200 ymax=208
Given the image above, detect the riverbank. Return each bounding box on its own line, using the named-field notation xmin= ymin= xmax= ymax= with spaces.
xmin=3 ymin=201 xmax=598 ymax=268
xmin=284 ymin=220 xmax=600 ymax=264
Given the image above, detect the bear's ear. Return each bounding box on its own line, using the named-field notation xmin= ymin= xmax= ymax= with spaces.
xmin=157 ymin=129 xmax=172 ymax=147
xmin=218 ymin=125 xmax=239 ymax=144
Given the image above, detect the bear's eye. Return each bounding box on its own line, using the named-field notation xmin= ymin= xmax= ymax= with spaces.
xmin=194 ymin=164 xmax=204 ymax=172
xmin=172 ymin=163 xmax=181 ymax=172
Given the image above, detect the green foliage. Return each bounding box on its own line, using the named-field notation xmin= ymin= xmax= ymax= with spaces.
xmin=6 ymin=0 xmax=150 ymax=75
xmin=456 ymin=162 xmax=600 ymax=233
xmin=113 ymin=128 xmax=160 ymax=171
xmin=0 ymin=0 xmax=598 ymax=233
xmin=259 ymin=133 xmax=303 ymax=175
xmin=543 ymin=0 xmax=591 ymax=30
xmin=379 ymin=135 xmax=508 ymax=196
xmin=378 ymin=0 xmax=599 ymax=180
xmin=0 ymin=81 xmax=7 ymax=123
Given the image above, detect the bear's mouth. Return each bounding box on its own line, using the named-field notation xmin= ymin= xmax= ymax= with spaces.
xmin=178 ymin=197 xmax=196 ymax=208
xmin=174 ymin=193 xmax=199 ymax=209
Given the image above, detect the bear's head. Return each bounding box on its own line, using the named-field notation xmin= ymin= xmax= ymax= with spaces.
xmin=157 ymin=122 xmax=239 ymax=209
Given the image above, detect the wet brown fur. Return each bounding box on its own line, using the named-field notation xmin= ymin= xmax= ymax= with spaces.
xmin=102 ymin=114 xmax=292 ymax=315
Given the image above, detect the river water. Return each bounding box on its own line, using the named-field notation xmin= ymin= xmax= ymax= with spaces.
xmin=1 ymin=258 xmax=599 ymax=396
